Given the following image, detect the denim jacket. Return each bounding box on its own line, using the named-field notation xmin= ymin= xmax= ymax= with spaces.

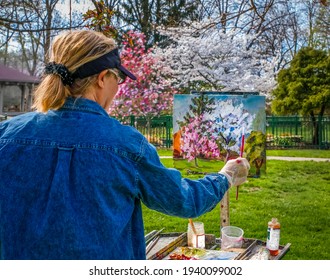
xmin=0 ymin=97 xmax=229 ymax=260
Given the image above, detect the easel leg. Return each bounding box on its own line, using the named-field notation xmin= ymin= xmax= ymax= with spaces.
xmin=220 ymin=191 xmax=230 ymax=227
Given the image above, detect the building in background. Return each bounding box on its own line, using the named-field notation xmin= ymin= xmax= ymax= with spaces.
xmin=0 ymin=64 xmax=39 ymax=117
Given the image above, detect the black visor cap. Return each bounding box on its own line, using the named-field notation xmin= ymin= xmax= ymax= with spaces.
xmin=72 ymin=49 xmax=137 ymax=81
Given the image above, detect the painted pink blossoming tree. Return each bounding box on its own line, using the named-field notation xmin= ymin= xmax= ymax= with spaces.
xmin=109 ymin=31 xmax=175 ymax=119
xmin=181 ymin=115 xmax=220 ymax=167
xmin=177 ymin=94 xmax=220 ymax=167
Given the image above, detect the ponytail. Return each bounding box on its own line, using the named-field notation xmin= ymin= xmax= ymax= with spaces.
xmin=32 ymin=74 xmax=70 ymax=112
xmin=32 ymin=30 xmax=117 ymax=112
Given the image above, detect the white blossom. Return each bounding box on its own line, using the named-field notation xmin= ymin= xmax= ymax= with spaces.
xmin=153 ymin=21 xmax=279 ymax=97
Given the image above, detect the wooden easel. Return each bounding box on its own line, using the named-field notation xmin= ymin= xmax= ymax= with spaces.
xmin=220 ymin=191 xmax=230 ymax=227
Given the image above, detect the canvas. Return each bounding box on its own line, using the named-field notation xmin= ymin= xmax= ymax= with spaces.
xmin=173 ymin=92 xmax=266 ymax=177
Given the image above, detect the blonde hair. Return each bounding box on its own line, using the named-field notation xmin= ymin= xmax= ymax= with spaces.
xmin=33 ymin=30 xmax=117 ymax=112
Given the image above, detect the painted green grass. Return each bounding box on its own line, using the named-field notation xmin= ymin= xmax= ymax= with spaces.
xmin=142 ymin=155 xmax=330 ymax=260
xmin=156 ymin=149 xmax=173 ymax=156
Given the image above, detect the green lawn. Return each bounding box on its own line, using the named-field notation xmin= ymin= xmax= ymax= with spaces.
xmin=142 ymin=149 xmax=330 ymax=260
xmin=267 ymin=149 xmax=330 ymax=158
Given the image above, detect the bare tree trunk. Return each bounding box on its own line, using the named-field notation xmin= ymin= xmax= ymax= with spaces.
xmin=310 ymin=111 xmax=319 ymax=146
xmin=44 ymin=1 xmax=58 ymax=61
xmin=3 ymin=29 xmax=10 ymax=66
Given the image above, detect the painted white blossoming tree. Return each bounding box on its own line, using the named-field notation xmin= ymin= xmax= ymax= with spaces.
xmin=207 ymin=99 xmax=255 ymax=161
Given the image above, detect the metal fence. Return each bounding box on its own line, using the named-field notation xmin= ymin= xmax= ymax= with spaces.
xmin=1 ymin=113 xmax=329 ymax=149
xmin=119 ymin=115 xmax=330 ymax=150
xmin=113 ymin=115 xmax=173 ymax=148
xmin=266 ymin=115 xmax=330 ymax=149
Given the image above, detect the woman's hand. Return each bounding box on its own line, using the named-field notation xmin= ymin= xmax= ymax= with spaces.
xmin=219 ymin=157 xmax=250 ymax=187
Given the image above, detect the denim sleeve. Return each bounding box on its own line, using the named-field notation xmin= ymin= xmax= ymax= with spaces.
xmin=135 ymin=139 xmax=230 ymax=218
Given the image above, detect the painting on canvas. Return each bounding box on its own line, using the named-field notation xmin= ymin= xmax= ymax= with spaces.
xmin=173 ymin=92 xmax=266 ymax=177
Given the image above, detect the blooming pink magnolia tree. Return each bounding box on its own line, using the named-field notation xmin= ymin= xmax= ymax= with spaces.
xmin=109 ymin=31 xmax=176 ymax=119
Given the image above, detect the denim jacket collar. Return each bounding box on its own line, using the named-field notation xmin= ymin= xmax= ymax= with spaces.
xmin=59 ymin=97 xmax=109 ymax=118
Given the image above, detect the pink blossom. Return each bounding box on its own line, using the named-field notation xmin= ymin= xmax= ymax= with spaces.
xmin=109 ymin=31 xmax=176 ymax=118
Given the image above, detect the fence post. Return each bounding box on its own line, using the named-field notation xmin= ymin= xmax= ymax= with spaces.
xmin=165 ymin=116 xmax=171 ymax=148
xmin=318 ymin=115 xmax=323 ymax=149
xmin=130 ymin=115 xmax=135 ymax=127
xmin=295 ymin=115 xmax=298 ymax=136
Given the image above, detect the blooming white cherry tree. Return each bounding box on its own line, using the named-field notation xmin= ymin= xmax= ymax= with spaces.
xmin=154 ymin=22 xmax=278 ymax=96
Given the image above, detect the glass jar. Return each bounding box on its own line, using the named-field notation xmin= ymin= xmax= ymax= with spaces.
xmin=187 ymin=221 xmax=205 ymax=248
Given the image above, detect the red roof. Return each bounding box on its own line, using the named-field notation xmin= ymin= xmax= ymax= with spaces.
xmin=0 ymin=64 xmax=39 ymax=84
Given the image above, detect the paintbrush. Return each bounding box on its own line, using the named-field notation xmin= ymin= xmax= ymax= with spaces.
xmin=236 ymin=127 xmax=245 ymax=200
xmin=188 ymin=218 xmax=197 ymax=235
xmin=145 ymin=228 xmax=164 ymax=254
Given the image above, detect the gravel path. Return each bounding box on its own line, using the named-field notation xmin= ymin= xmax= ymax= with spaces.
xmin=266 ymin=156 xmax=329 ymax=162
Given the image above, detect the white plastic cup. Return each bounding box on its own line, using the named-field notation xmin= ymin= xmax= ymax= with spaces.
xmin=221 ymin=226 xmax=244 ymax=250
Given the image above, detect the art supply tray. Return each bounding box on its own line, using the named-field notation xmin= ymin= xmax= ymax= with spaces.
xmin=146 ymin=232 xmax=290 ymax=260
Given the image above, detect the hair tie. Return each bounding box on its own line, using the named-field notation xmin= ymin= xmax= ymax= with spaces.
xmin=44 ymin=62 xmax=74 ymax=86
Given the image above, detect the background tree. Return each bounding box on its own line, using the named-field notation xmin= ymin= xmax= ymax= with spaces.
xmin=154 ymin=25 xmax=278 ymax=96
xmin=0 ymin=0 xmax=85 ymax=74
xmin=108 ymin=32 xmax=176 ymax=143
xmin=84 ymin=2 xmax=176 ymax=120
xmin=86 ymin=0 xmax=199 ymax=47
xmin=15 ymin=0 xmax=62 ymax=75
xmin=0 ymin=0 xmax=329 ymax=117
xmin=109 ymin=31 xmax=175 ymax=118
xmin=313 ymin=1 xmax=330 ymax=50
xmin=86 ymin=0 xmax=119 ymax=38
xmin=271 ymin=47 xmax=330 ymax=145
